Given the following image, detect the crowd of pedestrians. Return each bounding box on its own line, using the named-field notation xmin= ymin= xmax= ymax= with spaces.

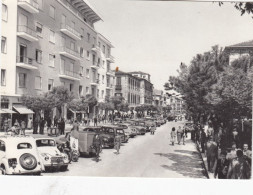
xmin=191 ymin=121 xmax=251 ymax=179
xmin=170 ymin=125 xmax=187 ymax=146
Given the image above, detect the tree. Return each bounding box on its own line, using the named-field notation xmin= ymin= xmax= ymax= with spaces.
xmin=109 ymin=96 xmax=126 ymax=112
xmin=219 ymin=2 xmax=253 ymax=17
xmin=97 ymin=102 xmax=114 ymax=115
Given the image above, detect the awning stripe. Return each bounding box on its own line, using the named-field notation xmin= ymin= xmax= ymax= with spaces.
xmin=13 ymin=106 xmax=34 ymax=114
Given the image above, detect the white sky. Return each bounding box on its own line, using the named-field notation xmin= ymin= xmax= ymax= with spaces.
xmin=92 ymin=0 xmax=253 ymax=89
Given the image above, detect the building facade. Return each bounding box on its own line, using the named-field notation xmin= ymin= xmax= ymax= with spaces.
xmin=224 ymin=40 xmax=253 ymax=65
xmin=164 ymin=89 xmax=185 ymax=117
xmin=152 ymin=89 xmax=164 ymax=107
xmin=0 ymin=0 xmax=115 ymax=123
xmin=114 ymin=70 xmax=141 ymax=107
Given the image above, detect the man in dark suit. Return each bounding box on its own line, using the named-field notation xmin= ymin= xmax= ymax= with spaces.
xmin=214 ymin=151 xmax=229 ymax=179
xmin=39 ymin=117 xmax=45 ymax=135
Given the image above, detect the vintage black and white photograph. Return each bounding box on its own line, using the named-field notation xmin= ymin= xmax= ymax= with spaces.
xmin=0 ymin=0 xmax=252 ymax=181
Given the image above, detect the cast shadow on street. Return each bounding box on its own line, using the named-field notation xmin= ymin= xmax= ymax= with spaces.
xmin=154 ymin=149 xmax=207 ymax=178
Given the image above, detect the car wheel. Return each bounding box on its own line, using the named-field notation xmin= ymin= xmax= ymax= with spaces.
xmin=19 ymin=153 xmax=37 ymax=170
xmin=0 ymin=165 xmax=6 ymax=175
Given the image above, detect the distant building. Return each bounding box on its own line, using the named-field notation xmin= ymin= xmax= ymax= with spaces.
xmin=128 ymin=71 xmax=153 ymax=105
xmin=114 ymin=70 xmax=141 ymax=107
xmin=152 ymin=89 xmax=164 ymax=107
xmin=164 ymin=89 xmax=185 ymax=117
xmin=224 ymin=40 xmax=253 ymax=65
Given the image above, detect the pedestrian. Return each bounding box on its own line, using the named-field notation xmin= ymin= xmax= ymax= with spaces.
xmin=54 ymin=116 xmax=58 ymax=127
xmin=176 ymin=126 xmax=183 ymax=145
xmin=200 ymin=129 xmax=207 ymax=153
xmin=94 ymin=116 xmax=98 ymax=127
xmin=206 ymin=136 xmax=218 ymax=173
xmin=150 ymin=125 xmax=155 ymax=135
xmin=214 ymin=151 xmax=229 ymax=179
xmin=93 ymin=134 xmax=102 ymax=161
xmin=226 ymin=143 xmax=237 ymax=162
xmin=7 ymin=117 xmax=12 ymax=130
xmin=39 ymin=117 xmax=45 ymax=135
xmin=20 ymin=120 xmax=26 ymax=135
xmin=114 ymin=133 xmax=121 ymax=155
xmin=227 ymin=149 xmax=251 ymax=179
xmin=171 ymin=127 xmax=176 ymax=146
xmin=182 ymin=127 xmax=186 ymax=145
xmin=3 ymin=118 xmax=8 ymax=132
xmin=60 ymin=118 xmax=65 ymax=135
xmin=243 ymin=144 xmax=252 ymax=165
xmin=27 ymin=117 xmax=33 ymax=130
xmin=72 ymin=119 xmax=79 ymax=131
xmin=46 ymin=117 xmax=52 ymax=134
xmin=14 ymin=119 xmax=20 ymax=134
xmin=206 ymin=122 xmax=214 ymax=140
xmin=33 ymin=117 xmax=39 ymax=134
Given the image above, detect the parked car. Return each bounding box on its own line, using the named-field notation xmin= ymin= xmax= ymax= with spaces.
xmin=33 ymin=135 xmax=69 ymax=172
xmin=128 ymin=120 xmax=146 ymax=135
xmin=143 ymin=117 xmax=157 ymax=131
xmin=0 ymin=135 xmax=43 ymax=175
xmin=113 ymin=122 xmax=137 ymax=138
xmin=184 ymin=122 xmax=194 ymax=132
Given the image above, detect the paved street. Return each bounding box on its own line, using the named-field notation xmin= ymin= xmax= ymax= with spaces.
xmin=43 ymin=121 xmax=207 ymax=178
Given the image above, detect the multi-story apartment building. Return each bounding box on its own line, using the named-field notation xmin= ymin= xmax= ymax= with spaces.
xmin=152 ymin=89 xmax=165 ymax=107
xmin=0 ymin=0 xmax=114 ymax=122
xmin=164 ymin=89 xmax=185 ymax=117
xmin=128 ymin=71 xmax=153 ymax=105
xmin=114 ymin=70 xmax=141 ymax=107
xmin=224 ymin=40 xmax=253 ymax=65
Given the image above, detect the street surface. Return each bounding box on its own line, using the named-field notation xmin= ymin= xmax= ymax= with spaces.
xmin=43 ymin=121 xmax=207 ymax=178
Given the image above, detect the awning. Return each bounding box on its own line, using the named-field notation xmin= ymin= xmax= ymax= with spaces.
xmin=69 ymin=109 xmax=86 ymax=114
xmin=1 ymin=109 xmax=17 ymax=114
xmin=0 ymin=110 xmax=6 ymax=114
xmin=13 ymin=105 xmax=34 ymax=114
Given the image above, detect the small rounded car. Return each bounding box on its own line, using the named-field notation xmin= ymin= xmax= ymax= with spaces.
xmin=33 ymin=135 xmax=69 ymax=172
xmin=0 ymin=135 xmax=44 ymax=175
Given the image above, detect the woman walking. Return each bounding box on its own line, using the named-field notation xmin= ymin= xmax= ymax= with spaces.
xmin=171 ymin=127 xmax=176 ymax=146
xmin=177 ymin=126 xmax=183 ymax=145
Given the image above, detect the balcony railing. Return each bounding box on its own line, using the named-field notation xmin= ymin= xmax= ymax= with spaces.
xmin=16 ymin=56 xmax=37 ymax=70
xmin=60 ymin=23 xmax=81 ymax=40
xmin=18 ymin=0 xmax=39 ymax=13
xmin=91 ymin=44 xmax=100 ymax=52
xmin=17 ymin=25 xmax=38 ymax=41
xmin=106 ymin=69 xmax=114 ymax=75
xmin=115 ymin=85 xmax=122 ymax=90
xmin=91 ymin=79 xmax=99 ymax=84
xmin=106 ymin=83 xmax=113 ymax=88
xmin=60 ymin=46 xmax=80 ymax=60
xmin=106 ymin=55 xmax=115 ymax=63
xmin=59 ymin=69 xmax=80 ymax=81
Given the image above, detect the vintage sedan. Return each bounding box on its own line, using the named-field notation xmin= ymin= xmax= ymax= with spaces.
xmin=0 ymin=135 xmax=43 ymax=175
xmin=112 ymin=122 xmax=137 ymax=138
xmin=128 ymin=120 xmax=146 ymax=135
xmin=33 ymin=135 xmax=69 ymax=172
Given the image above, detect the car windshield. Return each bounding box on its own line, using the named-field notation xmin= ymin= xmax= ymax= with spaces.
xmin=36 ymin=139 xmax=55 ymax=147
xmin=17 ymin=143 xmax=32 ymax=149
xmin=117 ymin=130 xmax=124 ymax=134
xmin=120 ymin=125 xmax=128 ymax=129
xmin=102 ymin=128 xmax=114 ymax=134
xmin=84 ymin=128 xmax=96 ymax=132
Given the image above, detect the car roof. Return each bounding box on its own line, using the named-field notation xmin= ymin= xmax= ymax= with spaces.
xmin=83 ymin=126 xmax=101 ymax=129
xmin=102 ymin=125 xmax=124 ymax=129
xmin=30 ymin=134 xmax=55 ymax=140
xmin=0 ymin=135 xmax=34 ymax=141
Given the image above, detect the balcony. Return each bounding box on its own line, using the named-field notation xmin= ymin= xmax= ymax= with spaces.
xmin=16 ymin=56 xmax=38 ymax=70
xmin=59 ymin=46 xmax=80 ymax=61
xmin=59 ymin=70 xmax=80 ymax=81
xmin=17 ymin=25 xmax=38 ymax=42
xmin=106 ymin=69 xmax=114 ymax=76
xmin=18 ymin=0 xmax=39 ymax=14
xmin=90 ymin=79 xmax=99 ymax=86
xmin=60 ymin=23 xmax=81 ymax=41
xmin=91 ymin=64 xmax=99 ymax=69
xmin=106 ymin=83 xmax=113 ymax=89
xmin=106 ymin=55 xmax=115 ymax=63
xmin=115 ymin=85 xmax=122 ymax=90
xmin=91 ymin=44 xmax=100 ymax=53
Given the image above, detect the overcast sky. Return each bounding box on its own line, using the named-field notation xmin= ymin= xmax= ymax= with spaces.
xmin=91 ymin=0 xmax=253 ymax=90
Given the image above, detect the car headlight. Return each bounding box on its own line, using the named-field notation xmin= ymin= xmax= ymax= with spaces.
xmin=41 ymin=153 xmax=50 ymax=161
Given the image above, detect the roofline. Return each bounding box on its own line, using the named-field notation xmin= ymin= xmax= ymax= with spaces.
xmin=98 ymin=33 xmax=114 ymax=48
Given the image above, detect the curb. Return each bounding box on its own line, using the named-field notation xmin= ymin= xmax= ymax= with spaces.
xmin=195 ymin=141 xmax=210 ymax=179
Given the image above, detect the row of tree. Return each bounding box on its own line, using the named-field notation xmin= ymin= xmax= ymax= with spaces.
xmin=164 ymin=45 xmax=252 ymax=146
xmin=21 ymin=87 xmax=172 ymax=119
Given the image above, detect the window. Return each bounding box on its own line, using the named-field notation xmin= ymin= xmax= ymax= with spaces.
xmin=49 ymin=54 xmax=55 ymax=67
xmin=71 ymin=21 xmax=75 ymax=29
xmin=86 ymin=69 xmax=90 ymax=78
xmin=92 ymin=54 xmax=96 ymax=65
xmin=1 ymin=37 xmax=7 ymax=53
xmin=48 ymin=79 xmax=54 ymax=91
xmin=17 ymin=143 xmax=32 ymax=149
xmin=98 ymin=42 xmax=101 ymax=48
xmin=79 ymin=85 xmax=83 ymax=96
xmin=86 ymin=87 xmax=89 ymax=94
xmin=36 ymin=22 xmax=43 ymax=36
xmin=80 ymin=66 xmax=84 ymax=76
xmin=103 ymin=45 xmax=105 ymax=54
xmin=86 ymin=51 xmax=90 ymax=59
xmin=70 ymin=83 xmax=73 ymax=92
xmin=93 ymin=37 xmax=96 ymax=44
xmin=81 ymin=28 xmax=84 ymax=35
xmin=2 ymin=4 xmax=7 ymax=21
xmin=102 ymin=90 xmax=104 ymax=99
xmin=87 ymin=33 xmax=90 ymax=42
xmin=19 ymin=73 xmax=26 ymax=88
xmin=49 ymin=6 xmax=55 ymax=19
xmin=102 ymin=60 xmax=105 ymax=68
xmin=0 ymin=141 xmax=6 ymax=151
xmin=102 ymin=75 xmax=105 ymax=84
xmin=97 ymin=58 xmax=100 ymax=66
xmin=97 ymin=89 xmax=99 ymax=98
xmin=1 ymin=69 xmax=6 ymax=86
xmin=36 ymin=50 xmax=42 ymax=63
xmin=80 ymin=47 xmax=84 ymax=57
xmin=49 ymin=30 xmax=55 ymax=43
xmin=70 ymin=42 xmax=75 ymax=50
xmin=35 ymin=76 xmax=42 ymax=90
xmin=116 ymin=77 xmax=121 ymax=85
xmin=37 ymin=0 xmax=43 ymax=10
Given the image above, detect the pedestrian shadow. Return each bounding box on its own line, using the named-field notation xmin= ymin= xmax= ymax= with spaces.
xmin=154 ymin=152 xmax=207 ymax=178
